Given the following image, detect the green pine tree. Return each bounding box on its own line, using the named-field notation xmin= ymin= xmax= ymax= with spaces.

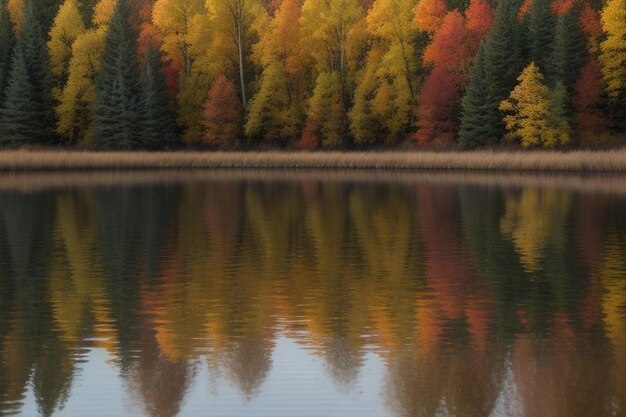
xmin=460 ymin=0 xmax=523 ymax=147
xmin=93 ymin=0 xmax=144 ymax=149
xmin=524 ymin=0 xmax=555 ymax=72
xmin=0 ymin=0 xmax=14 ymax=104
xmin=140 ymin=46 xmax=177 ymax=149
xmin=459 ymin=46 xmax=490 ymax=148
xmin=0 ymin=50 xmax=48 ymax=145
xmin=547 ymin=4 xmax=587 ymax=95
xmin=0 ymin=0 xmax=55 ymax=145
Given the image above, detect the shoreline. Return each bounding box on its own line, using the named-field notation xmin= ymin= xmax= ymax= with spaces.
xmin=0 ymin=149 xmax=625 ymax=172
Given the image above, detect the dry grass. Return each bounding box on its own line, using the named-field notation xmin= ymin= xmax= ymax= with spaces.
xmin=0 ymin=149 xmax=625 ymax=172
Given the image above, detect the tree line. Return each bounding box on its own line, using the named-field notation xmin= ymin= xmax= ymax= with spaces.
xmin=0 ymin=0 xmax=623 ymax=150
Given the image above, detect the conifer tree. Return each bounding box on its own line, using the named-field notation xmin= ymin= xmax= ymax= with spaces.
xmin=459 ymin=46 xmax=490 ymax=148
xmin=0 ymin=0 xmax=55 ymax=144
xmin=524 ymin=0 xmax=555 ymax=71
xmin=499 ymin=62 xmax=570 ymax=148
xmin=0 ymin=0 xmax=14 ymax=103
xmin=460 ymin=0 xmax=523 ymax=146
xmin=547 ymin=4 xmax=587 ymax=94
xmin=141 ymin=46 xmax=176 ymax=149
xmin=93 ymin=0 xmax=144 ymax=149
xmin=0 ymin=50 xmax=45 ymax=145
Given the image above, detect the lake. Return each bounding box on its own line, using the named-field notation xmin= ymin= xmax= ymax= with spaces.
xmin=0 ymin=170 xmax=624 ymax=417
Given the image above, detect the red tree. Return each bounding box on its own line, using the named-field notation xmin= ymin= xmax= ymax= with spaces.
xmin=414 ymin=67 xmax=466 ymax=146
xmin=202 ymin=75 xmax=242 ymax=147
xmin=573 ymin=58 xmax=607 ymax=140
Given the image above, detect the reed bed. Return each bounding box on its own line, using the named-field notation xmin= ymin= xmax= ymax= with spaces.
xmin=0 ymin=149 xmax=625 ymax=172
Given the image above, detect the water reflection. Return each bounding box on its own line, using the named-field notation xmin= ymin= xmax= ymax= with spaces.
xmin=0 ymin=174 xmax=624 ymax=416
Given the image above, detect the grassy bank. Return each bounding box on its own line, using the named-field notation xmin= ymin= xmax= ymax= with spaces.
xmin=0 ymin=149 xmax=625 ymax=172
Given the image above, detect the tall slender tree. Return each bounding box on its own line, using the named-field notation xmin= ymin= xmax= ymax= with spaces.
xmin=0 ymin=0 xmax=14 ymax=104
xmin=0 ymin=0 xmax=55 ymax=144
xmin=92 ymin=0 xmax=145 ymax=149
xmin=460 ymin=0 xmax=523 ymax=147
xmin=140 ymin=46 xmax=177 ymax=149
xmin=547 ymin=3 xmax=587 ymax=94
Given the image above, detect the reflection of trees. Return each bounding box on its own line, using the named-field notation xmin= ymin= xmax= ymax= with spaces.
xmin=500 ymin=189 xmax=571 ymax=273
xmin=0 ymin=181 xmax=625 ymax=417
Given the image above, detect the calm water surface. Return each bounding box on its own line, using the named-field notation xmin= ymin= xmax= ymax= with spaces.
xmin=0 ymin=172 xmax=625 ymax=417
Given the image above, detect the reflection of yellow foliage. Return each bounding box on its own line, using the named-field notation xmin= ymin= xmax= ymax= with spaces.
xmin=500 ymin=189 xmax=571 ymax=272
xmin=600 ymin=234 xmax=626 ymax=350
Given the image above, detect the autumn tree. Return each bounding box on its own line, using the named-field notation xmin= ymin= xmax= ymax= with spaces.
xmin=459 ymin=0 xmax=523 ymax=147
xmin=93 ymin=0 xmax=145 ymax=149
xmin=207 ymin=0 xmax=265 ymax=110
xmin=245 ymin=0 xmax=306 ymax=143
xmin=301 ymin=0 xmax=363 ymax=145
xmin=0 ymin=0 xmax=55 ymax=144
xmin=415 ymin=11 xmax=469 ymax=145
xmin=201 ymin=75 xmax=241 ymax=146
xmin=573 ymin=57 xmax=607 ymax=140
xmin=55 ymin=0 xmax=115 ymax=144
xmin=306 ymin=72 xmax=344 ymax=147
xmin=48 ymin=0 xmax=86 ymax=97
xmin=598 ymin=0 xmax=626 ymax=128
xmin=413 ymin=0 xmax=446 ymax=33
xmin=0 ymin=0 xmax=14 ymax=103
xmin=499 ymin=62 xmax=570 ymax=148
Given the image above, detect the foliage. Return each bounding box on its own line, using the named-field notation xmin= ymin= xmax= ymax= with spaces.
xmin=92 ymin=0 xmax=145 ymax=149
xmin=0 ymin=0 xmax=14 ymax=104
xmin=48 ymin=0 xmax=86 ymax=96
xmin=306 ymin=72 xmax=345 ymax=148
xmin=141 ymin=46 xmax=177 ymax=149
xmin=598 ymin=0 xmax=626 ymax=115
xmin=499 ymin=62 xmax=570 ymax=148
xmin=0 ymin=0 xmax=55 ymax=144
xmin=202 ymin=74 xmax=241 ymax=146
xmin=460 ymin=0 xmax=523 ymax=147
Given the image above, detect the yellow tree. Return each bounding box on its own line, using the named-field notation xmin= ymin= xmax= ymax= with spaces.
xmin=152 ymin=0 xmax=209 ymax=142
xmin=206 ymin=0 xmax=266 ymax=110
xmin=300 ymin=0 xmax=363 ymax=146
xmin=349 ymin=0 xmax=419 ymax=144
xmin=245 ymin=0 xmax=307 ymax=143
xmin=7 ymin=0 xmax=22 ymax=30
xmin=48 ymin=0 xmax=86 ymax=98
xmin=598 ymin=0 xmax=626 ymax=105
xmin=499 ymin=62 xmax=570 ymax=148
xmin=55 ymin=0 xmax=115 ymax=144
xmin=152 ymin=0 xmax=205 ymax=77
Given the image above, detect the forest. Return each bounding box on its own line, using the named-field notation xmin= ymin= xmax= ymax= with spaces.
xmin=0 ymin=0 xmax=623 ymax=150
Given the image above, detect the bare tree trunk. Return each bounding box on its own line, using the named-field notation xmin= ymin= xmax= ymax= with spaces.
xmin=237 ymin=19 xmax=247 ymax=110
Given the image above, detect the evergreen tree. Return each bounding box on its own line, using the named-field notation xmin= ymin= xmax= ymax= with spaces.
xmin=140 ymin=46 xmax=176 ymax=149
xmin=92 ymin=0 xmax=144 ymax=149
xmin=524 ymin=0 xmax=555 ymax=72
xmin=0 ymin=0 xmax=14 ymax=104
xmin=547 ymin=4 xmax=587 ymax=95
xmin=0 ymin=50 xmax=46 ymax=145
xmin=460 ymin=0 xmax=523 ymax=147
xmin=459 ymin=46 xmax=489 ymax=148
xmin=0 ymin=0 xmax=55 ymax=144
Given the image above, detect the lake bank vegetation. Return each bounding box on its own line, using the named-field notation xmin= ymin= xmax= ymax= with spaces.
xmin=1 ymin=149 xmax=626 ymax=172
xmin=0 ymin=0 xmax=623 ymax=150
